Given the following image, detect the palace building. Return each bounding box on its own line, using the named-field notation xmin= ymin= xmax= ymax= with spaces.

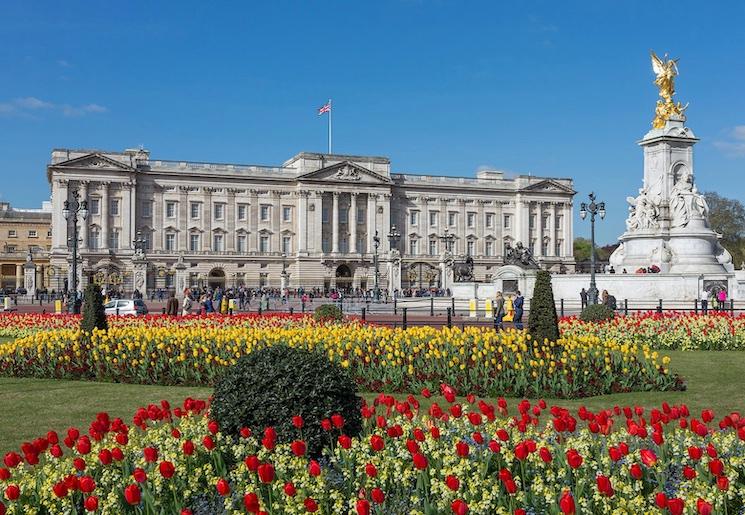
xmin=0 ymin=201 xmax=52 ymax=292
xmin=47 ymin=148 xmax=575 ymax=294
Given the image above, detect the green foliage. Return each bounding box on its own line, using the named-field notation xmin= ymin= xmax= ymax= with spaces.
xmin=527 ymin=270 xmax=560 ymax=343
xmin=80 ymin=283 xmax=108 ymax=337
xmin=211 ymin=345 xmax=363 ymax=456
xmin=573 ymin=238 xmax=612 ymax=262
xmin=704 ymin=191 xmax=745 ymax=267
xmin=313 ymin=303 xmax=344 ymax=323
xmin=580 ymin=303 xmax=615 ymax=322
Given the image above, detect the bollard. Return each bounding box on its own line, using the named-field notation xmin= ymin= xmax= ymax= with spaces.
xmin=402 ymin=307 xmax=408 ymax=330
xmin=469 ymin=299 xmax=477 ymax=318
xmin=430 ymin=296 xmax=434 ymax=316
xmin=302 ymin=301 xmax=306 ymax=313
xmin=694 ymin=298 xmax=698 ymax=314
xmin=657 ymin=299 xmax=663 ymax=313
xmin=361 ymin=307 xmax=366 ymax=321
xmin=446 ymin=307 xmax=452 ymax=329
xmin=54 ymin=299 xmax=62 ymax=314
xmin=42 ymin=308 xmax=46 ymax=314
xmin=624 ymin=299 xmax=628 ymax=316
xmin=484 ymin=298 xmax=493 ymax=318
xmin=116 ymin=308 xmax=120 ymax=316
xmin=393 ymin=297 xmax=397 ymax=315
xmin=258 ymin=306 xmax=262 ymax=316
xmin=289 ymin=307 xmax=293 ymax=315
xmin=451 ymin=297 xmax=455 ymax=314
xmin=731 ymin=299 xmax=735 ymax=316
xmin=162 ymin=307 xmax=166 ymax=315
xmin=560 ymin=298 xmax=564 ymax=318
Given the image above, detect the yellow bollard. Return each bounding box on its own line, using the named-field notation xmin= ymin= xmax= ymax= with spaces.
xmin=485 ymin=298 xmax=493 ymax=318
xmin=469 ymin=299 xmax=477 ymax=318
xmin=3 ymin=297 xmax=9 ymax=311
xmin=55 ymin=299 xmax=62 ymax=314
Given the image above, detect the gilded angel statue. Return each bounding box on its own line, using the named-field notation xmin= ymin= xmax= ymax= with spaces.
xmin=650 ymin=51 xmax=687 ymax=129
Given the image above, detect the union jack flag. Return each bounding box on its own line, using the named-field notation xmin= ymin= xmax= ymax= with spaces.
xmin=318 ymin=101 xmax=331 ymax=115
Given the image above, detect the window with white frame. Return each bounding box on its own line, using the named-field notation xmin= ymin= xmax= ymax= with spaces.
xmin=260 ymin=205 xmax=270 ymax=222
xmin=542 ymin=239 xmax=549 ymax=256
xmin=282 ymin=206 xmax=291 ymax=222
xmin=468 ymin=212 xmax=477 ymax=228
xmin=28 ymin=230 xmax=37 ymax=238
xmin=503 ymin=214 xmax=511 ymax=229
xmin=190 ymin=202 xmax=200 ymax=219
xmin=109 ymin=229 xmax=119 ymax=249
xmin=282 ymin=236 xmax=291 ymax=255
xmin=485 ymin=241 xmax=493 ymax=256
xmin=213 ymin=233 xmax=224 ymax=251
xmin=429 ymin=239 xmax=437 ymax=256
xmin=110 ymin=199 xmax=120 ymax=216
xmin=214 ymin=203 xmax=225 ymax=221
xmin=467 ymin=240 xmax=475 ymax=256
xmin=485 ymin=213 xmax=494 ymax=228
xmin=165 ymin=233 xmax=176 ymax=251
xmin=429 ymin=211 xmax=438 ymax=227
xmin=259 ymin=235 xmax=270 ymax=253
xmin=237 ymin=204 xmax=247 ymax=221
xmin=410 ymin=211 xmax=419 ymax=226
xmin=339 ymin=207 xmax=348 ymax=223
xmin=237 ymin=234 xmax=247 ymax=252
xmin=166 ymin=201 xmax=177 ymax=218
xmin=556 ymin=215 xmax=563 ymax=228
xmin=142 ymin=201 xmax=152 ymax=218
xmin=89 ymin=228 xmax=100 ymax=249
xmin=143 ymin=232 xmax=151 ymax=250
xmin=448 ymin=212 xmax=457 ymax=226
xmin=8 ymin=230 xmax=16 ymax=238
xmin=89 ymin=199 xmax=100 ymax=215
xmin=542 ymin=216 xmax=549 ymax=230
xmin=322 ymin=207 xmax=329 ymax=223
xmin=529 ymin=214 xmax=536 ymax=229
xmin=189 ymin=234 xmax=200 ymax=251
xmin=409 ymin=239 xmax=418 ymax=255
xmin=555 ymin=240 xmax=562 ymax=256
xmin=356 ymin=207 xmax=364 ymax=224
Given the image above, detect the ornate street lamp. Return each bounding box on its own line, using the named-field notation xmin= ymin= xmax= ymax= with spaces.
xmin=373 ymin=230 xmax=381 ymax=302
xmin=579 ymin=192 xmax=606 ymax=305
xmin=439 ymin=228 xmax=455 ymax=253
xmin=62 ymin=189 xmax=88 ymax=314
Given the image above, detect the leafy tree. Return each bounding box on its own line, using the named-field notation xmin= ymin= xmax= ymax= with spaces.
xmin=527 ymin=270 xmax=560 ymax=343
xmin=81 ymin=282 xmax=108 ymax=338
xmin=704 ymin=192 xmax=745 ymax=266
xmin=574 ymin=238 xmax=613 ymax=262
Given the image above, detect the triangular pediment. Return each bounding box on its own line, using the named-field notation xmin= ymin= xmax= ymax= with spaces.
xmin=53 ymin=153 xmax=135 ymax=171
xmin=521 ymin=179 xmax=575 ymax=194
xmin=298 ymin=161 xmax=390 ymax=184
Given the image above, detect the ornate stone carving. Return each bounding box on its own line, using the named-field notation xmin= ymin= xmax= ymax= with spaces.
xmin=335 ymin=165 xmax=362 ymax=181
xmin=503 ymin=241 xmax=539 ymax=269
xmin=670 ymin=170 xmax=708 ymax=228
xmin=625 ymin=187 xmax=660 ymax=231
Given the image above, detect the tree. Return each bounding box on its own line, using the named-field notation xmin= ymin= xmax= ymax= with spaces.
xmin=574 ymin=238 xmax=613 ymax=262
xmin=527 ymin=270 xmax=560 ymax=343
xmin=704 ymin=192 xmax=745 ymax=266
xmin=81 ymin=282 xmax=108 ymax=338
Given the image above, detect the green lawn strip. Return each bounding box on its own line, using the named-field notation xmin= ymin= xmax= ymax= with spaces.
xmin=1 ymin=351 xmax=745 ymax=453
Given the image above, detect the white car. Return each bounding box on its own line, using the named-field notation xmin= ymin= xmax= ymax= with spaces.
xmin=104 ymin=299 xmax=148 ymax=316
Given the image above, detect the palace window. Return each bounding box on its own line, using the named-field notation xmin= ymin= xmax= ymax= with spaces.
xmin=556 ymin=215 xmax=563 ymax=228
xmin=467 ymin=212 xmax=476 ymax=228
xmin=165 ymin=233 xmax=176 ymax=251
xmin=322 ymin=208 xmax=329 ymax=224
xmin=282 ymin=206 xmax=292 ymax=222
xmin=259 ymin=235 xmax=270 ymax=253
xmin=260 ymin=205 xmax=271 ymax=222
xmin=503 ymin=214 xmax=511 ymax=229
xmin=89 ymin=228 xmax=100 ymax=249
xmin=409 ymin=239 xmax=419 ymax=256
xmin=8 ymin=230 xmax=16 ymax=238
xmin=142 ymin=201 xmax=152 ymax=218
xmin=109 ymin=229 xmax=119 ymax=249
xmin=89 ymin=199 xmax=100 ymax=215
xmin=28 ymin=230 xmax=37 ymax=238
xmin=339 ymin=207 xmax=348 ymax=222
xmin=555 ymin=240 xmax=562 ymax=256
xmin=448 ymin=212 xmax=457 ymax=226
xmin=166 ymin=201 xmax=177 ymax=218
xmin=237 ymin=204 xmax=247 ymax=221
xmin=357 ymin=207 xmax=365 ymax=224
xmin=237 ymin=234 xmax=247 ymax=253
xmin=429 ymin=239 xmax=437 ymax=256
xmin=542 ymin=215 xmax=549 ymax=230
xmin=542 ymin=240 xmax=550 ymax=256
xmin=485 ymin=213 xmax=494 ymax=228
xmin=213 ymin=233 xmax=224 ymax=252
xmin=429 ymin=211 xmax=438 ymax=227
xmin=485 ymin=241 xmax=493 ymax=256
xmin=529 ymin=214 xmax=536 ymax=229
xmin=529 ymin=241 xmax=535 ymax=254
xmin=282 ymin=236 xmax=291 ymax=255
xmin=214 ymin=203 xmax=225 ymax=221
xmin=189 ymin=234 xmax=200 ymax=252
xmin=190 ymin=202 xmax=200 ymax=219
xmin=110 ymin=199 xmax=120 ymax=216
xmin=6 ymin=245 xmax=16 ymax=252
xmin=467 ymin=240 xmax=475 ymax=256
xmin=410 ymin=211 xmax=419 ymax=226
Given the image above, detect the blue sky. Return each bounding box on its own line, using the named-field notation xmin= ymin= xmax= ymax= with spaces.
xmin=1 ymin=0 xmax=744 ymax=243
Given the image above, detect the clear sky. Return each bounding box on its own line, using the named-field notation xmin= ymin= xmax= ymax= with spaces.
xmin=1 ymin=1 xmax=744 ymax=243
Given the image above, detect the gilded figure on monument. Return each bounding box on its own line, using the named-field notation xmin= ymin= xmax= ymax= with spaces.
xmin=650 ymin=52 xmax=687 ymax=129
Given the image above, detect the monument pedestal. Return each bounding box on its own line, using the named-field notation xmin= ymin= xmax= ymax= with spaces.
xmin=23 ymin=258 xmax=36 ymax=297
xmin=132 ymin=259 xmax=148 ymax=298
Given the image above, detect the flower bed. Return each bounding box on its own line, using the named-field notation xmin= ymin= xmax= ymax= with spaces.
xmin=561 ymin=312 xmax=745 ymax=351
xmin=1 ymin=391 xmax=743 ymax=514
xmin=0 ymin=320 xmax=681 ymax=398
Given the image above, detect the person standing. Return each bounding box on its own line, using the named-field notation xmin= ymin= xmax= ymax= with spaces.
xmin=494 ymin=291 xmax=505 ymax=330
xmin=166 ymin=292 xmax=179 ymax=316
xmin=700 ymin=288 xmax=708 ymax=314
xmin=718 ymin=288 xmax=728 ymax=312
xmin=181 ymin=290 xmax=193 ymax=316
xmin=513 ymin=290 xmax=524 ymax=330
xmin=580 ymin=288 xmax=588 ymax=309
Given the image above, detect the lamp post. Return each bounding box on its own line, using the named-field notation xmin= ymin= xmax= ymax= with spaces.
xmin=372 ymin=230 xmax=381 ymax=302
xmin=133 ymin=231 xmax=147 ymax=257
xmin=579 ymin=192 xmax=605 ymax=305
xmin=387 ymin=224 xmax=401 ymax=293
xmin=280 ymin=253 xmax=289 ymax=291
xmin=439 ymin=228 xmax=455 ymax=254
xmin=62 ymin=189 xmax=88 ymax=314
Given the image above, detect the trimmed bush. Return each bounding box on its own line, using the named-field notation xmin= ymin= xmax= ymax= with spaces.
xmin=313 ymin=303 xmax=344 ymax=323
xmin=211 ymin=345 xmax=363 ymax=456
xmin=580 ymin=303 xmax=615 ymax=322
xmin=81 ymin=283 xmax=108 ymax=337
xmin=527 ymin=270 xmax=560 ymax=343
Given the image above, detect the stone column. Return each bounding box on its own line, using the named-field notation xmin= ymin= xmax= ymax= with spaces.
xmin=349 ymin=192 xmax=358 ymax=254
xmin=202 ymin=187 xmax=212 ymax=251
xmin=226 ymin=189 xmax=236 ymax=252
xmin=495 ymin=201 xmax=504 ymax=256
xmin=129 ymin=179 xmax=137 ymax=250
xmin=298 ymin=191 xmax=308 ymax=254
xmin=79 ymin=181 xmax=89 ymax=250
xmin=52 ymin=179 xmax=69 ymax=249
xmin=477 ymin=200 xmax=485 ymax=255
xmin=100 ymin=182 xmax=109 ymax=250
xmin=121 ymin=183 xmax=132 ymax=250
xmin=249 ymin=189 xmax=259 ymax=252
xmin=15 ymin=264 xmax=23 ymax=288
xmin=175 ymin=256 xmax=188 ymax=296
xmin=366 ymin=193 xmax=377 ymax=254
xmin=563 ymin=202 xmax=573 ymax=257
xmin=153 ymin=188 xmax=163 ymax=250
xmin=382 ymin=194 xmax=391 ymax=252
xmin=549 ymin=203 xmax=557 ymax=257
xmin=535 ymin=202 xmax=543 ymax=258
xmin=313 ymin=191 xmax=323 ymax=254
xmin=178 ymin=187 xmax=188 ymax=251
xmin=271 ymin=190 xmax=281 ymax=254
xmin=331 ymin=192 xmax=340 ymax=253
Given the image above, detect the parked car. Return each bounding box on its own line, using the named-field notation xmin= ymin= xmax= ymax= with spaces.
xmin=104 ymin=299 xmax=148 ymax=316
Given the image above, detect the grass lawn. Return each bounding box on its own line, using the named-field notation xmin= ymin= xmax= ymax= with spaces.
xmin=1 ymin=350 xmax=745 ymax=453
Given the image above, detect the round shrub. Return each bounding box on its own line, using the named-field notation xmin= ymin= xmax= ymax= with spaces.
xmin=211 ymin=345 xmax=362 ymax=456
xmin=580 ymin=303 xmax=615 ymax=322
xmin=313 ymin=303 xmax=343 ymax=322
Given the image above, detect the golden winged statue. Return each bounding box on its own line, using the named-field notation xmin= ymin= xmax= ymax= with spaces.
xmin=650 ymin=51 xmax=687 ymax=129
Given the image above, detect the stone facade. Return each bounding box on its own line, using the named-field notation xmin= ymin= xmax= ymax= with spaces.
xmin=0 ymin=202 xmax=52 ymax=291
xmin=47 ymin=149 xmax=575 ymax=294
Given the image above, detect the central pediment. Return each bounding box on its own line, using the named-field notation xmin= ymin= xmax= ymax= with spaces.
xmin=52 ymin=153 xmax=135 ymax=172
xmin=521 ymin=179 xmax=575 ymax=194
xmin=297 ymin=161 xmax=391 ymax=184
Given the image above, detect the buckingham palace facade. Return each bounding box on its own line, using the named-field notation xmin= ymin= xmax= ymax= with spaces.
xmin=48 ymin=148 xmax=575 ymax=294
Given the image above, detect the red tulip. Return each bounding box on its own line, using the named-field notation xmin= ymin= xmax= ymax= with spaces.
xmin=203 ymin=435 xmax=216 ymax=451
xmin=0 ymin=469 xmax=9 ymax=481
xmin=182 ymin=440 xmax=195 ymax=456
xmin=371 ymin=487 xmax=385 ymax=504
xmin=244 ymin=492 xmax=261 ymax=513
xmin=708 ymin=459 xmax=724 ymax=476
xmin=565 ymin=449 xmax=582 ymax=469
xmin=370 ymin=435 xmax=385 ymax=452
xmin=304 ymin=497 xmax=319 ymax=512
xmin=445 ymin=474 xmax=460 ymax=491
xmin=53 ymin=482 xmax=69 ymax=498
xmin=338 ymin=434 xmax=352 ymax=449
xmin=412 ymin=452 xmax=428 ymax=470
xmin=683 ymin=466 xmax=697 ymax=480
xmin=640 ymin=449 xmax=657 ymax=467
xmin=79 ymin=475 xmax=95 ymax=493
xmin=539 ymin=447 xmax=552 ymax=463
xmin=688 ymin=446 xmax=702 ymax=460
xmin=365 ymin=462 xmax=377 ymax=477
xmin=143 ymin=446 xmax=158 ymax=463
xmin=308 ymin=460 xmax=321 ymax=477
xmin=291 ymin=440 xmax=307 ymax=457
xmin=456 ymin=441 xmax=470 ymax=458
xmin=216 ymin=478 xmax=230 ymax=496
xmin=451 ymin=499 xmax=469 ymax=515
xmin=655 ymin=492 xmax=668 ymax=508
xmin=207 ymin=420 xmax=219 ymax=434
xmin=284 ymin=482 xmax=297 ymax=496
xmin=124 ymin=484 xmax=141 ymax=505
xmin=292 ymin=415 xmax=304 ymax=429
xmin=717 ymin=475 xmax=729 ymax=491
xmin=84 ymin=495 xmax=99 ymax=512
xmin=696 ymin=498 xmax=713 ymax=515
xmin=331 ymin=414 xmax=344 ymax=429
xmin=321 ymin=419 xmax=332 ymax=431
xmin=667 ymin=498 xmax=685 ymax=515
xmin=240 ymin=427 xmax=252 ymax=438
xmin=356 ymin=499 xmax=371 ymax=515
xmin=132 ymin=468 xmax=147 ymax=483
xmin=559 ymin=490 xmax=575 ymax=514
xmin=629 ymin=463 xmax=643 ymax=480
xmin=596 ymin=475 xmax=614 ymax=497
xmin=159 ymin=461 xmax=175 ymax=479
xmin=73 ymin=458 xmax=86 ymax=471
xmin=258 ymin=462 xmax=276 ymax=483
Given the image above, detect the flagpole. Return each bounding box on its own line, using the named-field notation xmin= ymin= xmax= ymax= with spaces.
xmin=328 ymin=98 xmax=332 ymax=154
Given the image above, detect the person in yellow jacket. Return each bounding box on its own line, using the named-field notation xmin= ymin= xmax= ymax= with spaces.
xmin=220 ymin=296 xmax=228 ymax=314
xmin=503 ymin=295 xmax=515 ymax=322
